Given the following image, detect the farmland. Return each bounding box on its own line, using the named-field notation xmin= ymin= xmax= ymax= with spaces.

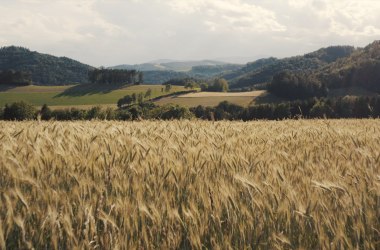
xmin=0 ymin=120 xmax=379 ymax=249
xmin=0 ymin=84 xmax=187 ymax=108
xmin=156 ymin=90 xmax=266 ymax=107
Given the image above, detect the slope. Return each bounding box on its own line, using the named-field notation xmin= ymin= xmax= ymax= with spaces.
xmin=0 ymin=46 xmax=94 ymax=85
xmin=224 ymin=46 xmax=356 ymax=89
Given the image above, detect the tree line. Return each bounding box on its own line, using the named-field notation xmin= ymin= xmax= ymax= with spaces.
xmin=191 ymin=96 xmax=380 ymax=120
xmin=117 ymin=88 xmax=152 ymax=108
xmin=163 ymin=78 xmax=229 ymax=92
xmin=1 ymin=95 xmax=380 ymax=121
xmin=268 ymin=71 xmax=328 ymax=99
xmin=88 ymin=68 xmax=143 ymax=85
xmin=0 ymin=70 xmax=32 ymax=85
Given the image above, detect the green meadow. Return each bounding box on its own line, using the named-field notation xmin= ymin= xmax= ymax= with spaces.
xmin=0 ymin=84 xmax=187 ymax=108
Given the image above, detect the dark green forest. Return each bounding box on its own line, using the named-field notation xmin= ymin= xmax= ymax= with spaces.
xmin=88 ymin=68 xmax=143 ymax=85
xmin=268 ymin=41 xmax=380 ymax=99
xmin=142 ymin=70 xmax=189 ymax=84
xmin=0 ymin=70 xmax=32 ymax=86
xmin=0 ymin=46 xmax=93 ymax=85
xmin=223 ymin=46 xmax=356 ymax=89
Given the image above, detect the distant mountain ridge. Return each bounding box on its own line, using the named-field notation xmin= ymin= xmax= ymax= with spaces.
xmin=0 ymin=46 xmax=94 ymax=85
xmin=110 ymin=60 xmax=244 ymax=84
xmin=110 ymin=60 xmax=232 ymax=72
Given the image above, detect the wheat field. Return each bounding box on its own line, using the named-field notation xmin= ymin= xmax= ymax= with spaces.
xmin=0 ymin=120 xmax=379 ymax=249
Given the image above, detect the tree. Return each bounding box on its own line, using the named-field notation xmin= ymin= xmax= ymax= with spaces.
xmin=273 ymin=103 xmax=291 ymax=120
xmin=184 ymin=81 xmax=199 ymax=89
xmin=206 ymin=78 xmax=229 ymax=92
xmin=310 ymin=101 xmax=334 ymax=118
xmin=269 ymin=71 xmax=328 ymax=99
xmin=86 ymin=106 xmax=104 ymax=120
xmin=88 ymin=68 xmax=143 ymax=85
xmin=137 ymin=72 xmax=144 ymax=84
xmin=40 ymin=104 xmax=52 ymax=120
xmin=3 ymin=101 xmax=36 ymax=120
xmin=116 ymin=109 xmax=132 ymax=120
xmin=0 ymin=70 xmax=32 ymax=86
xmin=215 ymin=101 xmax=244 ymax=120
xmin=117 ymin=95 xmax=133 ymax=108
xmin=158 ymin=105 xmax=194 ymax=120
xmin=137 ymin=93 xmax=144 ymax=104
xmin=200 ymin=83 xmax=208 ymax=91
xmin=131 ymin=93 xmax=137 ymax=103
xmin=165 ymin=84 xmax=172 ymax=92
xmin=145 ymin=88 xmax=152 ymax=99
xmin=353 ymin=97 xmax=372 ymax=118
xmin=0 ymin=106 xmax=4 ymax=120
xmin=215 ymin=78 xmax=229 ymax=92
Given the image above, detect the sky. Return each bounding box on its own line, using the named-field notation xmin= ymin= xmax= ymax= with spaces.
xmin=0 ymin=0 xmax=380 ymax=66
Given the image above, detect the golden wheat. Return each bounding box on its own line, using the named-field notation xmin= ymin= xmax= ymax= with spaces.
xmin=0 ymin=120 xmax=379 ymax=249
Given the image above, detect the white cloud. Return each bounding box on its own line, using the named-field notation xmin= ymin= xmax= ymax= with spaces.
xmin=163 ymin=0 xmax=286 ymax=33
xmin=0 ymin=0 xmax=128 ymax=44
xmin=284 ymin=0 xmax=380 ymax=37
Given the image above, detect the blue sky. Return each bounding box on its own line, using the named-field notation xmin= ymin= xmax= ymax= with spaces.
xmin=1 ymin=0 xmax=379 ymax=66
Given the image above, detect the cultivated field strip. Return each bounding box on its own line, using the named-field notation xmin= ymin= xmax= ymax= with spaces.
xmin=0 ymin=120 xmax=379 ymax=249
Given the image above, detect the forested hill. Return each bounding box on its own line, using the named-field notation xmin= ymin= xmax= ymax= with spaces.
xmin=0 ymin=46 xmax=94 ymax=85
xmin=267 ymin=41 xmax=380 ymax=99
xmin=316 ymin=41 xmax=380 ymax=92
xmin=224 ymin=46 xmax=356 ymax=89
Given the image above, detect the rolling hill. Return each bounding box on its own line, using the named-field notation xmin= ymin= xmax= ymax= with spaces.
xmin=224 ymin=46 xmax=357 ymax=89
xmin=0 ymin=46 xmax=94 ymax=85
xmin=266 ymin=41 xmax=380 ymax=99
xmin=315 ymin=40 xmax=380 ymax=92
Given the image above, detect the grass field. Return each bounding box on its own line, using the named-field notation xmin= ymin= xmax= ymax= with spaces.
xmin=156 ymin=90 xmax=265 ymax=107
xmin=0 ymin=84 xmax=187 ymax=108
xmin=0 ymin=120 xmax=379 ymax=249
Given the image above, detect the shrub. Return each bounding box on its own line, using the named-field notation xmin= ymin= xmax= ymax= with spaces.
xmin=310 ymin=101 xmax=334 ymax=118
xmin=3 ymin=101 xmax=36 ymax=120
xmin=0 ymin=106 xmax=4 ymax=120
xmin=40 ymin=104 xmax=52 ymax=120
xmin=273 ymin=103 xmax=291 ymax=120
xmin=152 ymin=105 xmax=194 ymax=120
xmin=87 ymin=106 xmax=105 ymax=120
xmin=69 ymin=108 xmax=87 ymax=120
xmin=116 ymin=109 xmax=132 ymax=120
xmin=51 ymin=109 xmax=72 ymax=120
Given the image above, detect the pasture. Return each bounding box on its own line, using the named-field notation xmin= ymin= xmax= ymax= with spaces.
xmin=155 ymin=90 xmax=266 ymax=107
xmin=0 ymin=84 xmax=186 ymax=108
xmin=0 ymin=120 xmax=379 ymax=249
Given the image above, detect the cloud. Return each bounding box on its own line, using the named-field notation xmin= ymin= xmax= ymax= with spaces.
xmin=0 ymin=0 xmax=128 ymax=44
xmin=163 ymin=0 xmax=286 ymax=33
xmin=284 ymin=0 xmax=380 ymax=37
xmin=0 ymin=0 xmax=379 ymax=66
